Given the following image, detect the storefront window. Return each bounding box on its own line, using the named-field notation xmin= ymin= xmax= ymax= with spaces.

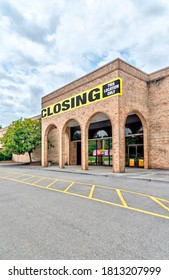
xmin=125 ymin=114 xmax=144 ymax=168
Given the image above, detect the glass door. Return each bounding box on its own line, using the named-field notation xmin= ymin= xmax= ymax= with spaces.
xmin=88 ymin=138 xmax=112 ymax=166
xmin=127 ymin=144 xmax=144 ymax=167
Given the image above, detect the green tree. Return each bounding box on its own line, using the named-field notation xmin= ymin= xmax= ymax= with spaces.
xmin=1 ymin=118 xmax=41 ymax=162
xmin=0 ymin=125 xmax=2 ymax=129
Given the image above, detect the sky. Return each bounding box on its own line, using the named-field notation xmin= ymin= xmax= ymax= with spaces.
xmin=1 ymin=0 xmax=169 ymax=127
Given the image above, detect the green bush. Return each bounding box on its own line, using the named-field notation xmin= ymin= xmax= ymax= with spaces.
xmin=0 ymin=151 xmax=12 ymax=161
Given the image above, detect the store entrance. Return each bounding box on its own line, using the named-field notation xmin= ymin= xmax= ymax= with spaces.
xmin=127 ymin=144 xmax=144 ymax=167
xmin=125 ymin=113 xmax=144 ymax=168
xmin=88 ymin=138 xmax=112 ymax=166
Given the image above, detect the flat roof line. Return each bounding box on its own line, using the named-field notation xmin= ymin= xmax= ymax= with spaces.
xmin=42 ymin=58 xmax=169 ymax=102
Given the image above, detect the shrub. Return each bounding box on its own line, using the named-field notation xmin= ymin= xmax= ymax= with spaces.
xmin=0 ymin=151 xmax=12 ymax=161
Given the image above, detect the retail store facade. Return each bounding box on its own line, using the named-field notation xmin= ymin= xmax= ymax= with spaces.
xmin=41 ymin=58 xmax=169 ymax=172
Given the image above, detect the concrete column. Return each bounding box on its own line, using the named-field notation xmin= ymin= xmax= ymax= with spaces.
xmin=81 ymin=126 xmax=88 ymax=170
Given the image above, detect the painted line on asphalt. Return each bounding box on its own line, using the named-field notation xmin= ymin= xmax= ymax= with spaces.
xmin=46 ymin=179 xmax=59 ymax=188
xmin=116 ymin=189 xmax=128 ymax=207
xmin=0 ymin=170 xmax=43 ymax=179
xmin=31 ymin=177 xmax=46 ymax=184
xmin=1 ymin=170 xmax=169 ymax=205
xmin=95 ymin=184 xmax=169 ymax=204
xmin=89 ymin=185 xmax=95 ymax=198
xmin=150 ymin=196 xmax=169 ymax=212
xmin=0 ymin=175 xmax=169 ymax=220
xmin=64 ymin=182 xmax=75 ymax=192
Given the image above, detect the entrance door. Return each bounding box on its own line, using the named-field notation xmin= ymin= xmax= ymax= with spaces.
xmin=76 ymin=142 xmax=81 ymax=165
xmin=127 ymin=144 xmax=144 ymax=167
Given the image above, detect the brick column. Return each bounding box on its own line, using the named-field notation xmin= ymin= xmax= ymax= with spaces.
xmin=113 ymin=121 xmax=125 ymax=173
xmin=41 ymin=127 xmax=48 ymax=167
xmin=59 ymin=128 xmax=65 ymax=169
xmin=81 ymin=126 xmax=88 ymax=170
xmin=143 ymin=123 xmax=149 ymax=169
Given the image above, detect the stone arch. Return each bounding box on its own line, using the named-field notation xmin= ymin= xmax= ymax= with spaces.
xmin=124 ymin=109 xmax=148 ymax=133
xmin=60 ymin=118 xmax=82 ymax=168
xmin=42 ymin=123 xmax=59 ymax=167
xmin=86 ymin=111 xmax=114 ymax=131
xmin=84 ymin=111 xmax=113 ymax=169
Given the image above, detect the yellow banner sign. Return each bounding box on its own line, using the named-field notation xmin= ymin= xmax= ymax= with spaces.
xmin=42 ymin=77 xmax=122 ymax=119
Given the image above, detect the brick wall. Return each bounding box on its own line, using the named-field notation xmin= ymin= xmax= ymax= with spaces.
xmin=149 ymin=76 xmax=169 ymax=169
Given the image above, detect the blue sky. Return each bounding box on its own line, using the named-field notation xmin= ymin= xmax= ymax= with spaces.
xmin=1 ymin=0 xmax=169 ymax=127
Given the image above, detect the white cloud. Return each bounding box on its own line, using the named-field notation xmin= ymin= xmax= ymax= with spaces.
xmin=0 ymin=0 xmax=169 ymax=126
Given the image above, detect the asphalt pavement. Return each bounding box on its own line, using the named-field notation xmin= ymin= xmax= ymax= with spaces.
xmin=0 ymin=165 xmax=169 ymax=260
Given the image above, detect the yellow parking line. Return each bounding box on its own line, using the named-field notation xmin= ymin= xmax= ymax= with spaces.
xmin=3 ymin=170 xmax=169 ymax=202
xmin=1 ymin=174 xmax=169 ymax=220
xmin=0 ymin=174 xmax=24 ymax=180
xmin=1 ymin=170 xmax=43 ymax=180
xmin=0 ymin=171 xmax=17 ymax=175
xmin=32 ymin=178 xmax=45 ymax=184
xmin=59 ymin=190 xmax=169 ymax=220
xmin=0 ymin=175 xmax=169 ymax=220
xmin=116 ymin=189 xmax=128 ymax=207
xmin=21 ymin=175 xmax=40 ymax=180
xmin=18 ymin=175 xmax=35 ymax=181
xmin=150 ymin=196 xmax=169 ymax=212
xmin=0 ymin=172 xmax=17 ymax=178
xmin=46 ymin=179 xmax=59 ymax=188
xmin=156 ymin=197 xmax=169 ymax=203
xmin=89 ymin=185 xmax=95 ymax=198
xmin=96 ymin=184 xmax=169 ymax=203
xmin=64 ymin=182 xmax=75 ymax=192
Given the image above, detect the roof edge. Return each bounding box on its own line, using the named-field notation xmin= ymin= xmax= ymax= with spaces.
xmin=42 ymin=58 xmax=149 ymax=101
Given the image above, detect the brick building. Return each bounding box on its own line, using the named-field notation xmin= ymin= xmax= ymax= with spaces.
xmin=41 ymin=58 xmax=169 ymax=173
xmin=1 ymin=58 xmax=168 ymax=171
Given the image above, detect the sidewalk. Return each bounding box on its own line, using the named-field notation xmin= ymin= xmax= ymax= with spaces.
xmin=0 ymin=161 xmax=169 ymax=183
xmin=46 ymin=165 xmax=169 ymax=183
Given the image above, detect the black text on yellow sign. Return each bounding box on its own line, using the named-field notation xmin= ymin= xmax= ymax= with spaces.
xmin=41 ymin=78 xmax=122 ymax=119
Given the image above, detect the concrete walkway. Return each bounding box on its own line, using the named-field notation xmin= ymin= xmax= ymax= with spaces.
xmin=46 ymin=165 xmax=169 ymax=183
xmin=0 ymin=161 xmax=169 ymax=183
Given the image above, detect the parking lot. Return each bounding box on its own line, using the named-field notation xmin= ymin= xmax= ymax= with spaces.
xmin=0 ymin=165 xmax=169 ymax=259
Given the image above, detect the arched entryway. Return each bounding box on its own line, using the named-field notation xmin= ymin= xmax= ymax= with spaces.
xmin=125 ymin=113 xmax=145 ymax=168
xmin=42 ymin=124 xmax=59 ymax=167
xmin=62 ymin=119 xmax=82 ymax=167
xmin=87 ymin=112 xmax=113 ymax=167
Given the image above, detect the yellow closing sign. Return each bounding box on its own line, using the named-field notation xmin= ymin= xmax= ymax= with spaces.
xmin=42 ymin=78 xmax=122 ymax=119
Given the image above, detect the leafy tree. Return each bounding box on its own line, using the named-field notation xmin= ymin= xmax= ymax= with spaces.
xmin=1 ymin=118 xmax=41 ymax=162
xmin=0 ymin=125 xmax=2 ymax=129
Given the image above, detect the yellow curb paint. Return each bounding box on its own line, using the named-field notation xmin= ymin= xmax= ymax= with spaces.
xmin=116 ymin=189 xmax=128 ymax=207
